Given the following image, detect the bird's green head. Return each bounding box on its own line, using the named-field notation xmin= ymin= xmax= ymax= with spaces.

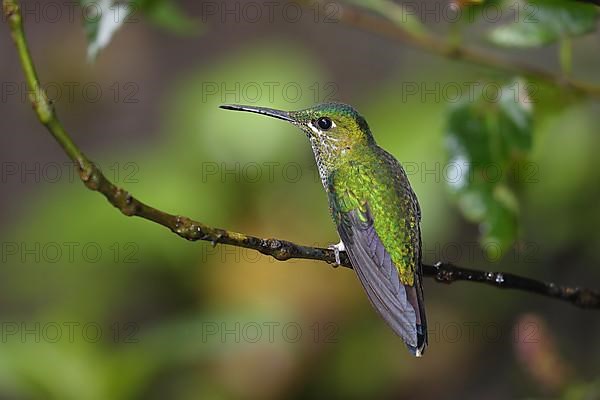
xmin=220 ymin=102 xmax=375 ymax=151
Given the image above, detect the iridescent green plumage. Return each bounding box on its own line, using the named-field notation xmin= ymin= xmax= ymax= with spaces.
xmin=220 ymin=102 xmax=427 ymax=356
xmin=327 ymin=147 xmax=421 ymax=286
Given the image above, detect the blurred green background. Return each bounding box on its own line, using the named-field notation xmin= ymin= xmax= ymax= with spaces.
xmin=1 ymin=0 xmax=600 ymax=399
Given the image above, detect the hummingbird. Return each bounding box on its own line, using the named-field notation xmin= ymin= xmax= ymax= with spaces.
xmin=220 ymin=103 xmax=427 ymax=356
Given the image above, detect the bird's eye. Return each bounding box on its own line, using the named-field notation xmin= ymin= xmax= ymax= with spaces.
xmin=317 ymin=117 xmax=333 ymax=130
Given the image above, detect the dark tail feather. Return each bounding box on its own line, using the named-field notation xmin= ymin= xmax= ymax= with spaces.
xmin=405 ymin=279 xmax=428 ymax=356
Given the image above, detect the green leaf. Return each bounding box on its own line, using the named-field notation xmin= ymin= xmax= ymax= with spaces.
xmin=79 ymin=0 xmax=130 ymax=61
xmin=79 ymin=0 xmax=199 ymax=61
xmin=344 ymin=0 xmax=428 ymax=38
xmin=445 ymin=78 xmax=533 ymax=257
xmin=132 ymin=0 xmax=200 ymax=35
xmin=488 ymin=0 xmax=599 ymax=47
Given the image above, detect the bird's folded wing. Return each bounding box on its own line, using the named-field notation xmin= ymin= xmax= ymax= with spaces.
xmin=337 ymin=208 xmax=419 ymax=349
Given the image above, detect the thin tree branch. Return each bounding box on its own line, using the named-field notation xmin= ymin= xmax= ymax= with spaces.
xmin=3 ymin=0 xmax=600 ymax=310
xmin=332 ymin=2 xmax=600 ymax=97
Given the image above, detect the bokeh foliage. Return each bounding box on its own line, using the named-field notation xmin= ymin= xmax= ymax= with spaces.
xmin=2 ymin=0 xmax=600 ymax=398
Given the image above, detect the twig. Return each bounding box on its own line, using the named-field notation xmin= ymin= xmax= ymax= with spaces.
xmin=334 ymin=2 xmax=600 ymax=97
xmin=3 ymin=0 xmax=599 ymax=310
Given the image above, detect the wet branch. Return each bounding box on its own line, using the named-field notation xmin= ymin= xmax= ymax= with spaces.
xmin=3 ymin=0 xmax=600 ymax=310
xmin=333 ymin=2 xmax=600 ymax=97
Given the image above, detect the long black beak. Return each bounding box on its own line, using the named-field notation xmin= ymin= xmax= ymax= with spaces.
xmin=220 ymin=104 xmax=294 ymax=122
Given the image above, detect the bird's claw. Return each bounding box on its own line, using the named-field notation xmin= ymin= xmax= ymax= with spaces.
xmin=328 ymin=241 xmax=345 ymax=268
